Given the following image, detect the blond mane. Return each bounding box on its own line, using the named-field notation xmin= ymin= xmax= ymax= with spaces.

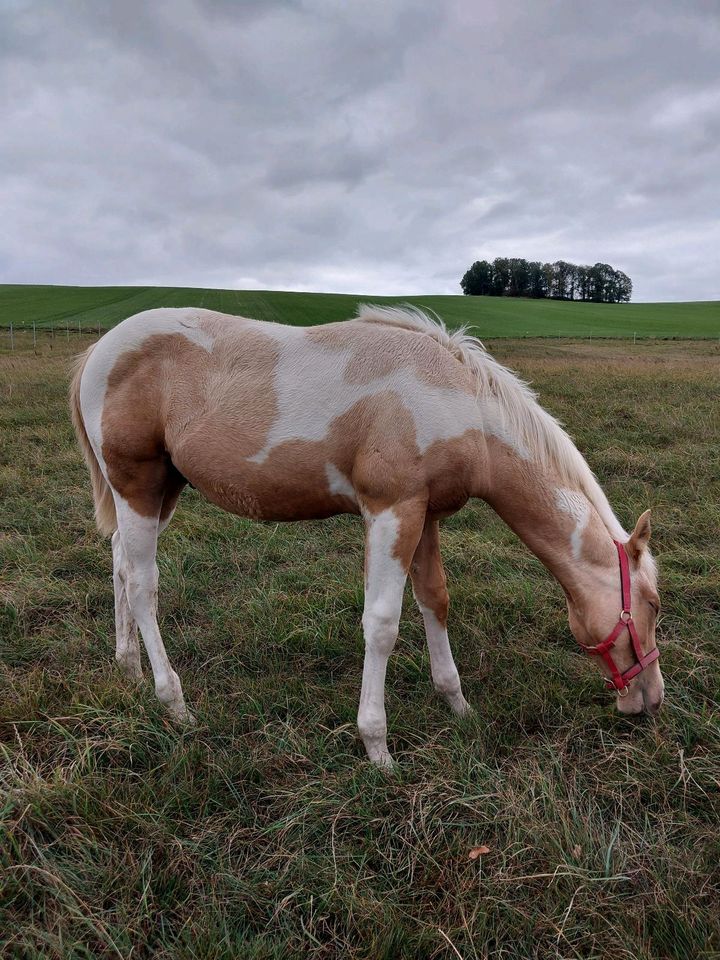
xmin=357 ymin=304 xmax=629 ymax=542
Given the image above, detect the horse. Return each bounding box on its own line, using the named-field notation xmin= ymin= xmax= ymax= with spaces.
xmin=70 ymin=305 xmax=663 ymax=768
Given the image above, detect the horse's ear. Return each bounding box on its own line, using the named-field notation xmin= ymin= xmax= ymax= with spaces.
xmin=626 ymin=509 xmax=652 ymax=561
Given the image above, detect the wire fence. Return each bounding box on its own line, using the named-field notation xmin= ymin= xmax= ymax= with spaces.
xmin=0 ymin=321 xmax=707 ymax=357
xmin=1 ymin=322 xmax=105 ymax=356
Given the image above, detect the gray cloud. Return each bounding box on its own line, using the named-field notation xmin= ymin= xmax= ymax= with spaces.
xmin=1 ymin=0 xmax=718 ymax=300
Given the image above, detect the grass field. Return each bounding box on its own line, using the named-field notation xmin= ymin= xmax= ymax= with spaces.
xmin=1 ymin=331 xmax=719 ymax=958
xmin=1 ymin=283 xmax=719 ymax=339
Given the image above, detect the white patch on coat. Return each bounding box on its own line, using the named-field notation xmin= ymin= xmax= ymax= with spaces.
xmin=325 ymin=463 xmax=357 ymax=502
xmin=79 ymin=308 xmax=216 ymax=475
xmin=363 ymin=508 xmax=405 ymax=587
xmin=358 ymin=507 xmax=407 ymax=767
xmin=248 ymin=327 xmax=529 ymax=463
xmin=555 ymin=488 xmax=591 ymax=559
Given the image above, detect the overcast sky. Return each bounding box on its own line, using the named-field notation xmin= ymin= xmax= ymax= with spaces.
xmin=1 ymin=0 xmax=719 ymax=301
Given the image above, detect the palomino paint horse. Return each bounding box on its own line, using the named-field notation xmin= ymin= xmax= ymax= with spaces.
xmin=70 ymin=305 xmax=663 ymax=767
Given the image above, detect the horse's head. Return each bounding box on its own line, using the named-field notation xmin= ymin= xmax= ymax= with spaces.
xmin=566 ymin=510 xmax=664 ymax=715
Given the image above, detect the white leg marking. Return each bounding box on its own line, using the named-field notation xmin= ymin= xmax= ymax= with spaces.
xmin=115 ymin=499 xmax=193 ymax=723
xmin=358 ymin=509 xmax=407 ymax=769
xmin=112 ymin=530 xmax=142 ymax=681
xmin=416 ymin=602 xmax=471 ymax=716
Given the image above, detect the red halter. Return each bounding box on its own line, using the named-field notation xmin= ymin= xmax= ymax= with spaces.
xmin=580 ymin=540 xmax=660 ymax=695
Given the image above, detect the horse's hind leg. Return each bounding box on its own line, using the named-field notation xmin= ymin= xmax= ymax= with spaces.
xmin=112 ymin=530 xmax=142 ymax=681
xmin=111 ymin=469 xmax=185 ymax=685
xmin=114 ymin=493 xmax=193 ymax=723
xmin=410 ymin=517 xmax=471 ymax=716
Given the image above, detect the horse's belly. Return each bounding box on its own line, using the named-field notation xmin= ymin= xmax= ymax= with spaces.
xmin=173 ymin=438 xmax=359 ymax=521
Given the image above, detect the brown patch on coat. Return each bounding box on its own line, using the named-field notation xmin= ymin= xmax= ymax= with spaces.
xmin=308 ymin=321 xmax=476 ymax=394
xmin=392 ymin=498 xmax=431 ymax=571
xmin=410 ymin=517 xmax=449 ymax=624
xmin=101 ymin=333 xmax=184 ymax=518
xmin=480 ymin=435 xmax=583 ymax=552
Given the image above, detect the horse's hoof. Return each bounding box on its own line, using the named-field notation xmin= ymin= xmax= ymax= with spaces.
xmin=116 ymin=657 xmax=143 ymax=683
xmin=168 ymin=703 xmax=196 ymax=726
xmin=453 ymin=699 xmax=474 ymax=718
xmin=368 ymin=749 xmax=397 ymax=772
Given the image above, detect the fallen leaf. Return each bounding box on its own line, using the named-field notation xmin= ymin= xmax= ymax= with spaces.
xmin=468 ymin=845 xmax=491 ymax=860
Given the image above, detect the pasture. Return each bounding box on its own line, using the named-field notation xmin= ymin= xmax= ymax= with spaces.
xmin=2 ymin=283 xmax=720 ymax=339
xmin=1 ymin=328 xmax=719 ymax=958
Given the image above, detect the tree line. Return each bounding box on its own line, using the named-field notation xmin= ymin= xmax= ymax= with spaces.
xmin=460 ymin=258 xmax=632 ymax=302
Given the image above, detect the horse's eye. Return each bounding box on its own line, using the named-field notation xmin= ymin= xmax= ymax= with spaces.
xmin=648 ymin=601 xmax=660 ymax=615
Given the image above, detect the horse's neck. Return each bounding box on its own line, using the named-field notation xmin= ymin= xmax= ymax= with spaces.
xmin=479 ymin=444 xmax=616 ymax=599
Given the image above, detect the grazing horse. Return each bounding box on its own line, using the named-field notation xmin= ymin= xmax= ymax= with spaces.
xmin=70 ymin=305 xmax=663 ymax=767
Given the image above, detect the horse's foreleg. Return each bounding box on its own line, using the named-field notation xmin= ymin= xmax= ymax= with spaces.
xmin=358 ymin=499 xmax=426 ymax=768
xmin=410 ymin=517 xmax=471 ymax=716
xmin=115 ymin=498 xmax=193 ymax=724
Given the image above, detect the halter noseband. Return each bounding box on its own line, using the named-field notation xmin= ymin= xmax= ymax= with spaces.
xmin=579 ymin=540 xmax=660 ymax=695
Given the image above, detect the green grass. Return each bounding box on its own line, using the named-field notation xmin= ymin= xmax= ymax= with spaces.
xmin=1 ymin=333 xmax=719 ymax=958
xmin=1 ymin=283 xmax=719 ymax=338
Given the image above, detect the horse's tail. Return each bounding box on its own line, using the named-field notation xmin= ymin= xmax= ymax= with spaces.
xmin=69 ymin=345 xmax=117 ymax=537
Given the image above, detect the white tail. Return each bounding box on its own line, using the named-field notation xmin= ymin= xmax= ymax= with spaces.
xmin=69 ymin=346 xmax=117 ymax=536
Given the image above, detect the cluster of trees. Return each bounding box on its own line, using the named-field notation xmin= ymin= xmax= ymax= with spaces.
xmin=460 ymin=258 xmax=632 ymax=302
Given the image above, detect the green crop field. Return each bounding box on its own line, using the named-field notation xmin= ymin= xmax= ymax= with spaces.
xmin=1 ymin=283 xmax=719 ymax=339
xmin=2 ymin=330 xmax=719 ymax=958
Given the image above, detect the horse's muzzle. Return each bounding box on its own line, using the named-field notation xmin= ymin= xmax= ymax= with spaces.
xmin=643 ymin=690 xmax=664 ymax=715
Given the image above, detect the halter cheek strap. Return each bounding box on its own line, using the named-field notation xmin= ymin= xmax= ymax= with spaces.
xmin=580 ymin=540 xmax=660 ymax=694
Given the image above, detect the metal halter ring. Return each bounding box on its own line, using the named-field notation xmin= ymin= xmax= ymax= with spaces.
xmin=620 ymin=609 xmax=632 ymax=622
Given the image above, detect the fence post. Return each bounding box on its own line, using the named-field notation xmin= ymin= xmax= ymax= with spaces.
xmin=33 ymin=321 xmax=37 ymax=352
xmin=9 ymin=322 xmax=13 ymax=352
